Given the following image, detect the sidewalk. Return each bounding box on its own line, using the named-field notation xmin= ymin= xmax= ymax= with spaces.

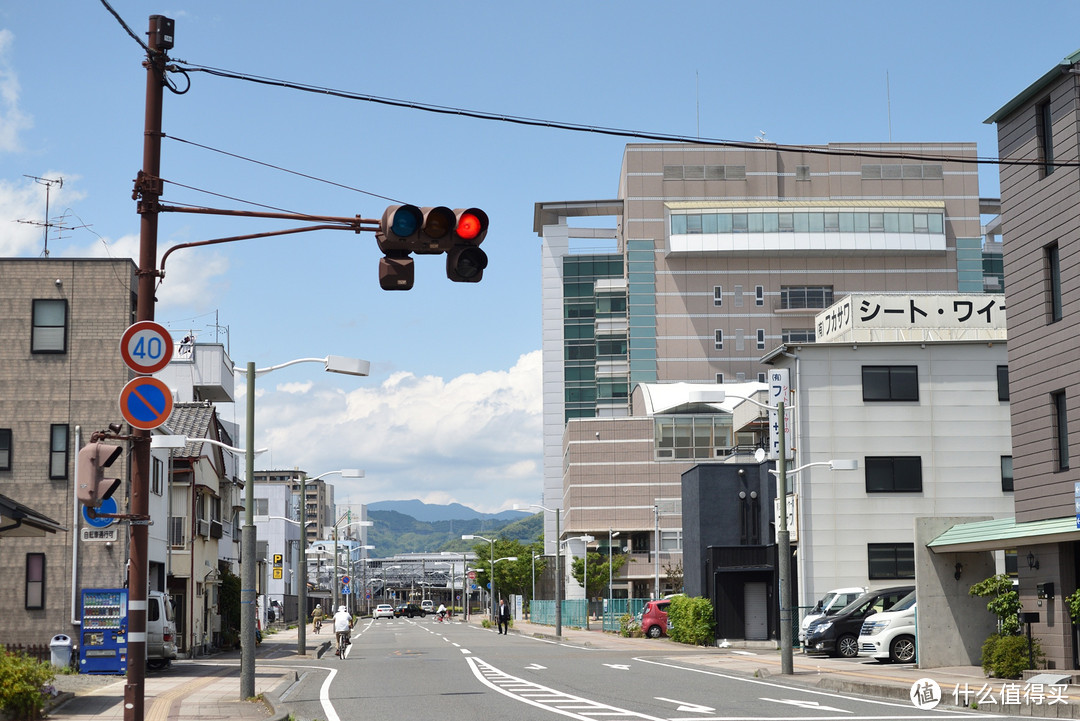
xmin=47 ymin=625 xmax=315 ymax=721
xmin=498 ymin=616 xmax=1080 ymax=718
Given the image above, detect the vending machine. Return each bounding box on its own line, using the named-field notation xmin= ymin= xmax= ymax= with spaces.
xmin=79 ymin=588 xmax=128 ymax=674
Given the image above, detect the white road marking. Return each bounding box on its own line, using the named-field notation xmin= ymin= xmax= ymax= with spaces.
xmin=655 ymin=696 xmax=714 ymax=713
xmin=762 ymin=698 xmax=852 ymax=713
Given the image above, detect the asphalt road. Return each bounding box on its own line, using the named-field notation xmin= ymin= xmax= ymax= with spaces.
xmin=269 ymin=618 xmax=1002 ymax=721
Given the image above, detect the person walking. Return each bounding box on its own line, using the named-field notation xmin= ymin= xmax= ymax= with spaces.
xmin=497 ymin=598 xmax=510 ymax=635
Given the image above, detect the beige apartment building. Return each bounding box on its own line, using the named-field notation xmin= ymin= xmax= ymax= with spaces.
xmin=537 ymin=141 xmax=996 ymax=599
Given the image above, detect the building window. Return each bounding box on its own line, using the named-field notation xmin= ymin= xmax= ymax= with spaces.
xmin=865 ymin=457 xmax=923 ymax=492
xmin=25 ymin=553 xmax=45 ymax=609
xmin=713 ymin=285 xmax=722 ymax=307
xmin=756 ymin=329 xmax=766 ymax=350
xmin=254 ymin=498 xmax=269 ymax=516
xmin=49 ymin=424 xmax=69 ymax=480
xmin=757 ymin=372 xmax=766 ymax=383
xmin=715 ymin=373 xmax=724 ymax=384
xmin=31 ymin=299 xmax=68 ymax=353
xmin=660 ymin=530 xmax=683 ymax=552
xmin=0 ymin=429 xmax=10 ymax=471
xmin=1038 ymin=99 xmax=1055 ymax=177
xmin=996 ymin=365 xmax=1010 ymax=402
xmin=152 ymin=457 xmax=164 ymax=495
xmin=868 ymin=543 xmax=915 ymax=580
xmin=1001 ymin=456 xmax=1014 ymax=492
xmin=714 ymin=330 xmax=723 ymax=350
xmin=795 ymin=165 xmax=810 ymax=181
xmin=1052 ymin=390 xmax=1070 ymax=471
xmin=1047 ymin=242 xmax=1062 ymax=323
xmin=862 ymin=366 xmax=919 ymax=401
xmin=783 ymin=329 xmax=815 ymax=344
xmin=755 ymin=285 xmax=764 ymax=306
xmin=780 ymin=286 xmax=833 ymax=310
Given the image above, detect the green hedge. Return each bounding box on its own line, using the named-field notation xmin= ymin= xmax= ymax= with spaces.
xmin=980 ymin=633 xmax=1043 ymax=679
xmin=0 ymin=647 xmax=56 ymax=720
xmin=667 ymin=596 xmax=715 ymax=646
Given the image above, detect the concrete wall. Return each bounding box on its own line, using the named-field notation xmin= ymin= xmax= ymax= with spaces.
xmin=915 ymin=516 xmax=998 ymax=667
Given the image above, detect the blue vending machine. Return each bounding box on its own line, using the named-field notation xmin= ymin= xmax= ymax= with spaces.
xmin=79 ymin=588 xmax=128 ymax=674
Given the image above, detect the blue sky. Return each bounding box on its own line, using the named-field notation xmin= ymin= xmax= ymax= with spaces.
xmin=1 ymin=2 xmax=1078 ymax=512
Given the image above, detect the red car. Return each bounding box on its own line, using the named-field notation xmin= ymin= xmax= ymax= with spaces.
xmin=640 ymin=599 xmax=672 ymax=638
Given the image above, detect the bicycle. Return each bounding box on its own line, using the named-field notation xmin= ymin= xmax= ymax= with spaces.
xmin=313 ymin=617 xmax=322 ymax=634
xmin=336 ymin=630 xmax=350 ymax=658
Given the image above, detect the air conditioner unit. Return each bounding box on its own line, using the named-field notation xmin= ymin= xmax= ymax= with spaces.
xmin=197 ymin=519 xmax=211 ymax=538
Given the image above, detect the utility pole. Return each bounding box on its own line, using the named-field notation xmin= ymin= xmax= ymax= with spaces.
xmin=127 ymin=15 xmax=173 ymax=721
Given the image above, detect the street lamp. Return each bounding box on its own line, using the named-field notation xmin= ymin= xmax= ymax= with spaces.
xmin=513 ymin=503 xmax=562 ymax=637
xmin=531 ymin=554 xmax=541 ymax=619
xmin=462 ymin=534 xmax=495 ymax=620
xmin=240 ymin=354 xmax=368 ymax=699
xmin=608 ymin=530 xmax=620 ymax=614
xmin=493 ymin=556 xmax=518 ymax=617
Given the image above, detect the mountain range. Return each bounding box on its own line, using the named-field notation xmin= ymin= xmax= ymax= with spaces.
xmin=367 ymin=499 xmax=531 ymax=523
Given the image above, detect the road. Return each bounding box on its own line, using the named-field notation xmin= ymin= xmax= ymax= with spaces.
xmin=270 ymin=617 xmax=1000 ymax=721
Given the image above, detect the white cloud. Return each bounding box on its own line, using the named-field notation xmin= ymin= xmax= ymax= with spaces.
xmin=252 ymin=351 xmax=543 ymax=512
xmin=0 ymin=29 xmax=32 ymax=153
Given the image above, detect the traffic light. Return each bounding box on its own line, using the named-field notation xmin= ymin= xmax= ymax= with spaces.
xmin=76 ymin=442 xmax=123 ymax=509
xmin=375 ymin=204 xmax=489 ymax=289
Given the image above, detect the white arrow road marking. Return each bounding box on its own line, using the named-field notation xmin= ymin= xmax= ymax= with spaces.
xmin=655 ymin=696 xmax=714 ymax=713
xmin=525 ymin=663 xmax=546 ymax=670
xmin=604 ymin=663 xmax=632 ymax=670
xmin=761 ymin=697 xmax=853 ymax=713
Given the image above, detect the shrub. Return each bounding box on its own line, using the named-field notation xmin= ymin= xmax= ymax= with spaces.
xmin=0 ymin=646 xmax=56 ymax=720
xmin=981 ymin=633 xmax=1043 ymax=679
xmin=667 ymin=596 xmax=715 ymax=646
xmin=619 ymin=613 xmax=642 ymax=638
xmin=968 ymin=574 xmax=1020 ymax=636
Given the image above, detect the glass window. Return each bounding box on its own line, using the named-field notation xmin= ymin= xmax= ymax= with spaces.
xmin=152 ymin=457 xmax=164 ymax=496
xmin=899 ymin=213 xmax=914 ymax=233
xmin=732 ymin=214 xmax=747 ymax=232
xmin=660 ymin=531 xmax=682 ymax=551
xmin=0 ymin=429 xmax=10 ymax=471
xmin=862 ymin=366 xmax=919 ymax=401
xmin=884 ymin=213 xmax=900 ymax=232
xmin=755 ymin=286 xmax=764 ymax=307
xmin=782 ymin=329 xmax=815 ymax=343
xmin=913 ymin=214 xmax=928 ymax=232
xmin=25 ymin=553 xmax=45 ymax=610
xmin=781 ymin=286 xmax=833 ymax=310
xmin=869 ymin=213 xmax=884 ymax=231
xmin=32 ymin=299 xmax=67 ymax=353
xmin=868 ymin=543 xmax=915 ymax=580
xmin=997 ymin=366 xmax=1009 ymax=401
xmin=865 ymin=457 xmax=923 ymax=492
xmin=49 ymin=424 xmax=68 ymax=480
xmin=717 ymin=214 xmax=732 ymax=232
xmin=1001 ymin=456 xmax=1014 ymax=492
xmin=686 ymin=215 xmax=702 ymax=234
xmin=1047 ymin=243 xmax=1062 ymax=323
xmin=794 ymin=213 xmax=809 ymax=232
xmin=756 ymin=329 xmax=766 ymax=350
xmin=1039 ymin=100 xmax=1055 ymax=176
xmin=254 ymin=498 xmax=269 ymax=516
xmin=702 ymin=214 xmax=718 ymax=234
xmin=714 ymin=330 xmax=723 ymax=350
xmin=839 ymin=213 xmax=854 ymax=232
xmin=808 ymin=213 xmax=824 ymax=232
xmin=670 ymin=215 xmax=687 ymax=234
xmin=778 ymin=213 xmax=794 ymax=231
xmin=747 ymin=213 xmax=763 ymax=232
xmin=928 ymin=214 xmax=944 ymax=234
xmin=824 ymin=213 xmax=839 ymax=231
xmin=1053 ymin=390 xmax=1069 ymax=471
xmin=854 ymin=213 xmax=869 ymax=232
xmin=763 ymin=213 xmax=778 ymax=232
xmin=713 ymin=286 xmax=722 ymax=307
xmin=715 ymin=373 xmax=724 ymax=384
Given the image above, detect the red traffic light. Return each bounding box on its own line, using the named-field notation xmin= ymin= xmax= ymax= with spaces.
xmin=76 ymin=442 xmax=123 ymax=509
xmin=454 ymin=208 xmax=488 ymax=243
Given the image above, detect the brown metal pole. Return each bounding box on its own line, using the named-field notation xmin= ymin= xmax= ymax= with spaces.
xmin=126 ymin=16 xmax=170 ymax=721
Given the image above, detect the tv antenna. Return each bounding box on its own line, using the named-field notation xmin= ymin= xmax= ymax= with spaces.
xmin=16 ymin=176 xmax=71 ymax=256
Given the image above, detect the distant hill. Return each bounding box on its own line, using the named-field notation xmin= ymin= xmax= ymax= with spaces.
xmin=365 ymin=509 xmax=542 ymax=557
xmin=367 ymin=499 xmax=531 ymax=523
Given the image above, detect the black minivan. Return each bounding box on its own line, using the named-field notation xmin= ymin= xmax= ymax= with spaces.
xmin=803 ymin=586 xmax=913 ymax=658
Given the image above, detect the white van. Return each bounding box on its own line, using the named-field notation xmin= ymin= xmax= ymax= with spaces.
xmin=421 ymin=599 xmax=434 ymax=613
xmin=145 ymin=591 xmax=178 ymax=669
xmin=799 ymin=587 xmax=865 ymax=642
xmin=857 ymin=590 xmax=916 ymax=663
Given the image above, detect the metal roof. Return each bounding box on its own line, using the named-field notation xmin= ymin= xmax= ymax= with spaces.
xmin=984 ymin=48 xmax=1080 ymax=125
xmin=928 ymin=516 xmax=1080 ymax=553
xmin=0 ymin=494 xmax=67 ymax=537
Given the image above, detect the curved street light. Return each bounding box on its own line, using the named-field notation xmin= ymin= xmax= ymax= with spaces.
xmin=513 ymin=503 xmax=562 ymax=637
xmin=462 ymin=534 xmax=496 ymax=620
xmin=239 ymin=355 xmax=368 ymax=698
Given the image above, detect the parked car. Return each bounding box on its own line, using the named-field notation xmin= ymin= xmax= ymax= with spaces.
xmin=395 ymin=603 xmax=427 ymax=618
xmin=799 ymin=587 xmax=865 ymax=641
xmin=858 ymin=590 xmax=917 ymax=663
xmin=804 ymin=585 xmax=913 ymax=658
xmin=373 ymin=604 xmax=395 ymax=619
xmin=640 ymin=599 xmax=672 ymax=638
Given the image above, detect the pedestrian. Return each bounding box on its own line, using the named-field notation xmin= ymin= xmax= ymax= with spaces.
xmin=497 ymin=598 xmax=510 ymax=635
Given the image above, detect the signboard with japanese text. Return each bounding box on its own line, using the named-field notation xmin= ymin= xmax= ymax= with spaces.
xmin=768 ymin=368 xmax=793 ymax=460
xmin=815 ymin=294 xmax=1007 ymax=344
xmin=81 ymin=527 xmax=119 ymax=543
xmin=272 ymin=568 xmax=283 ymax=580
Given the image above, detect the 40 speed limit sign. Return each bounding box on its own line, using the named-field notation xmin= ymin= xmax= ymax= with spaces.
xmin=120 ymin=321 xmax=174 ymax=374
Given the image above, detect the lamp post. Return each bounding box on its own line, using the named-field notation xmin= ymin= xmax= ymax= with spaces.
xmin=240 ymin=354 xmax=368 ymax=699
xmin=608 ymin=530 xmax=620 ymax=615
xmin=531 ymin=554 xmax=541 ymax=619
xmin=462 ymin=534 xmax=496 ymax=620
xmin=492 ymin=556 xmax=518 ymax=618
xmin=514 ymin=503 xmax=561 ymax=637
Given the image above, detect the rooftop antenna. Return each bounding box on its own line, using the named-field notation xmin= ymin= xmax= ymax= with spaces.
xmin=16 ymin=175 xmax=67 ymax=256
xmin=887 ymin=70 xmax=893 ymax=142
xmin=696 ymin=70 xmax=700 ymax=139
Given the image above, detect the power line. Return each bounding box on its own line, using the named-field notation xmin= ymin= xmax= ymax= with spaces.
xmin=97 ymin=0 xmax=151 ymax=54
xmin=173 ymin=61 xmax=1078 ymax=169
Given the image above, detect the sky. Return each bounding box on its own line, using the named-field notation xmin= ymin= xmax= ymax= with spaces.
xmin=1 ymin=2 xmax=1078 ymax=513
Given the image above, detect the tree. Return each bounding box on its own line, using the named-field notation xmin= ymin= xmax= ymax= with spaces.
xmin=663 ymin=559 xmax=684 ymax=594
xmin=969 ymin=574 xmax=1021 ymax=635
xmin=570 ymin=551 xmax=629 ymax=600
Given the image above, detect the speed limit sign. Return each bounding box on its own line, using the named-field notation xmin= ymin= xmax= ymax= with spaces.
xmin=120 ymin=321 xmax=174 ymax=374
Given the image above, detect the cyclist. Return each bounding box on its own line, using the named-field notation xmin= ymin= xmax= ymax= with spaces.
xmin=437 ymin=603 xmax=447 ymax=622
xmin=333 ymin=605 xmax=353 ymax=657
xmin=311 ymin=603 xmax=325 ymax=634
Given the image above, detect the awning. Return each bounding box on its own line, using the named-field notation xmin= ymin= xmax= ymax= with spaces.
xmin=0 ymin=494 xmax=67 ymax=538
xmin=928 ymin=516 xmax=1080 ymax=553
